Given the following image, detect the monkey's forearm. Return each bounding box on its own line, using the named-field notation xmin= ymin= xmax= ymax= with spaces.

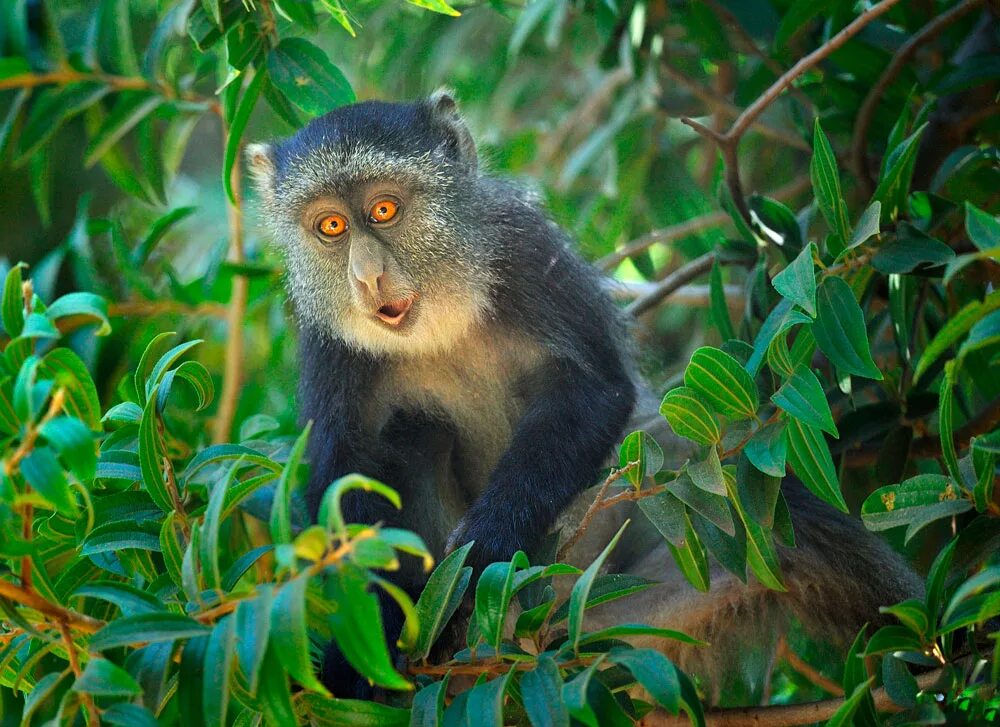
xmin=456 ymin=369 xmax=635 ymax=569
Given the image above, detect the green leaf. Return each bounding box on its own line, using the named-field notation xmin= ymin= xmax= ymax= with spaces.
xmin=89 ymin=613 xmax=210 ymax=651
xmin=410 ymin=543 xmax=474 ymax=662
xmin=958 ymin=309 xmax=1000 ymax=362
xmin=267 ymin=38 xmax=355 ymax=117
xmin=270 ymin=423 xmax=310 ymax=545
xmin=670 ymin=473 xmax=735 ymax=536
xmin=577 ymin=624 xmax=704 ymax=647
xmin=872 ymin=124 xmax=927 ymax=221
xmin=39 ymin=416 xmax=97 ymax=481
xmin=271 ymin=576 xmax=330 ymax=695
xmin=744 ymin=419 xmax=787 ymax=477
xmin=96 ymin=0 xmax=140 ymax=75
xmin=666 ymin=512 xmax=710 ymax=592
xmin=1 ymin=263 xmax=25 ymax=338
xmin=966 ymin=201 xmax=1000 ymax=251
xmin=749 ymin=194 xmax=804 ymax=257
xmin=203 ymin=617 xmax=236 ymax=727
xmin=476 ymin=552 xmax=530 ymax=652
xmin=73 ymin=657 xmax=141 ymax=697
xmin=159 ymin=512 xmax=186 ymax=588
xmin=734 ymin=453 xmax=782 ymax=528
xmin=608 ymin=648 xmax=680 ymax=714
xmin=709 ymin=261 xmax=735 ymax=340
xmin=318 ymin=472 xmax=401 ymax=539
xmin=879 ymin=599 xmax=930 ymax=640
xmin=810 ymin=119 xmax=850 ymax=242
xmin=45 ymin=291 xmax=111 ymax=336
xmin=913 ymin=290 xmax=1000 ymax=384
xmin=21 ymin=446 xmax=77 ymax=516
xmin=827 ymin=678 xmax=876 ymax=727
xmin=813 ymin=277 xmax=882 ymax=380
xmin=561 ymin=656 xmax=605 ymax=727
xmin=257 ymin=647 xmax=296 ymax=725
xmin=872 ymin=234 xmax=955 ymax=274
xmin=939 ymin=367 xmax=961 ymax=482
xmin=746 ymin=299 xmax=813 ymax=376
xmin=686 ymin=447 xmax=726 ymax=496
xmin=861 ymin=474 xmax=971 ymax=543
xmin=223 ymin=70 xmax=265 ymax=204
xmin=235 ymin=587 xmax=273 ymax=695
xmin=846 ymin=202 xmax=881 ymax=249
xmin=410 ymin=675 xmax=449 ymax=727
xmin=301 ymin=695 xmax=410 ymax=726
xmin=771 ymin=365 xmax=838 ymax=436
xmin=407 ymin=0 xmax=462 ymax=15
xmin=637 ymin=490 xmax=688 ymax=546
xmin=618 ymin=430 xmax=663 ymax=487
xmin=326 ymin=565 xmax=411 ymax=691
xmin=72 ymin=581 xmax=164 ymax=618
xmin=659 ymin=386 xmax=721 ymax=445
xmin=786 ymin=418 xmax=848 ymax=512
xmin=83 ymin=92 xmax=162 ymax=168
xmin=567 ymin=521 xmax=629 ymax=653
xmin=464 ymin=669 xmax=511 ymax=726
xmin=521 ymin=656 xmax=569 ymax=727
xmin=102 ymin=704 xmax=159 ymax=727
xmin=684 ymin=346 xmax=760 ymax=420
xmin=138 ymin=388 xmax=174 ymax=512
xmin=200 ymin=462 xmax=236 ymax=592
xmin=772 ymin=243 xmax=816 ymax=316
xmin=158 ymin=360 xmax=215 ymax=413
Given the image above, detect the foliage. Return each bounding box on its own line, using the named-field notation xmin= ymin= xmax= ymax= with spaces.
xmin=1 ymin=0 xmax=1000 ymax=724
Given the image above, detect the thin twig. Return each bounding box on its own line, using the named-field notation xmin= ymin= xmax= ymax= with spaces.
xmin=625 ymin=253 xmax=718 ymax=317
xmin=598 ymin=176 xmax=809 ymax=271
xmin=108 ymin=300 xmax=229 ymax=319
xmin=682 ymin=0 xmax=902 ymax=225
xmin=213 ymin=113 xmax=250 ymax=444
xmin=642 ymin=668 xmax=945 ymax=726
xmin=0 ymin=580 xmax=105 ymax=634
xmin=850 ymin=0 xmax=986 ymax=195
xmin=58 ymin=620 xmax=100 ymax=723
xmin=557 ymin=462 xmax=638 ymax=562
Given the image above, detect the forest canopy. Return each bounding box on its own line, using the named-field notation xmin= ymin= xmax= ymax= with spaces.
xmin=0 ymin=0 xmax=999 ymax=725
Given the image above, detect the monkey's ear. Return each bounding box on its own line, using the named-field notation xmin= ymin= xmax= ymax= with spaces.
xmin=428 ymin=88 xmax=477 ymax=174
xmin=245 ymin=142 xmax=276 ymax=198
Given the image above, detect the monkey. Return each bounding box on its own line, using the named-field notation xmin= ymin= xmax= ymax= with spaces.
xmin=246 ymin=91 xmax=923 ymax=700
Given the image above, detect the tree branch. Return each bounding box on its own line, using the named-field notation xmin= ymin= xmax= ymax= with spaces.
xmin=625 ymin=252 xmax=718 ymax=317
xmin=213 ymin=118 xmax=250 ymax=444
xmin=0 ymin=580 xmax=105 ymax=635
xmin=850 ymin=0 xmax=986 ymax=195
xmin=557 ymin=462 xmax=638 ymax=562
xmin=641 ymin=668 xmax=945 ymax=726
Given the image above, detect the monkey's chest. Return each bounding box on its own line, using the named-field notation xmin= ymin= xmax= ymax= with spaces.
xmin=368 ymin=334 xmax=544 ymax=496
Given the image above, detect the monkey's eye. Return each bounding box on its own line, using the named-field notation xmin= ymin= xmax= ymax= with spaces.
xmin=317 ymin=213 xmax=349 ymax=239
xmin=369 ymin=199 xmax=399 ymax=223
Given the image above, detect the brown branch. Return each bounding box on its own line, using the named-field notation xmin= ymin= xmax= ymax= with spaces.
xmin=58 ymin=620 xmax=99 ymax=723
xmin=108 ymin=300 xmax=228 ymax=319
xmin=776 ymin=637 xmax=844 ymax=697
xmin=642 ymin=668 xmax=945 ymax=726
xmin=682 ymin=0 xmax=902 ymax=225
xmin=850 ymin=0 xmax=986 ymax=195
xmin=0 ymin=580 xmax=105 ymax=635
xmin=606 ymin=281 xmax=743 ymax=309
xmin=0 ymin=70 xmax=152 ymax=93
xmin=213 ymin=114 xmax=250 ymax=445
xmin=625 ymin=252 xmax=718 ymax=317
xmin=598 ymin=176 xmax=809 ymax=271
xmin=557 ymin=462 xmax=638 ymax=562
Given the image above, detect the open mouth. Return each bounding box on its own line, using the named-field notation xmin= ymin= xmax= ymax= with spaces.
xmin=374 ymin=296 xmax=415 ymax=326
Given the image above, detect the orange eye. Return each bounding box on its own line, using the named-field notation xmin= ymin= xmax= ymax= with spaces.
xmin=317 ymin=213 xmax=348 ymax=238
xmin=370 ymin=199 xmax=398 ymax=223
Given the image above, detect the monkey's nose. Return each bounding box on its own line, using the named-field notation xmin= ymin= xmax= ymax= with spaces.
xmin=352 ymin=262 xmax=385 ymax=298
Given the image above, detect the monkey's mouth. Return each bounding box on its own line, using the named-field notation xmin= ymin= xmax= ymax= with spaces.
xmin=374 ymin=296 xmax=415 ymax=326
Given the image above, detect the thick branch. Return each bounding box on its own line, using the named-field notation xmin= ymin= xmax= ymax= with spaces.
xmin=851 ymin=0 xmax=986 ymax=195
xmin=642 ymin=669 xmax=944 ymax=726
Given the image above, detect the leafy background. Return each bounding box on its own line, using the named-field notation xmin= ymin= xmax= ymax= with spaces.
xmin=0 ymin=0 xmax=999 ymax=724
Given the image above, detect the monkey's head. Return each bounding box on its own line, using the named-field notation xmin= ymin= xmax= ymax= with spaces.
xmin=248 ymin=91 xmax=497 ymax=356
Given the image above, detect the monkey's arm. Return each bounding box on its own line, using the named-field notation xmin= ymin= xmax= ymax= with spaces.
xmin=451 ymin=358 xmax=636 ymax=570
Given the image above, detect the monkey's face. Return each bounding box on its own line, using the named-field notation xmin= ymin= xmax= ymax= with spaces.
xmin=282 ymin=169 xmax=494 ymax=357
xmin=248 ymin=94 xmax=498 ymax=356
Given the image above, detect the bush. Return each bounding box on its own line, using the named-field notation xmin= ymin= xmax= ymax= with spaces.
xmin=0 ymin=0 xmax=999 ymax=724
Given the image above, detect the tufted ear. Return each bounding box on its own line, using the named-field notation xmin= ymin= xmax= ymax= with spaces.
xmin=245 ymin=142 xmax=276 ymax=200
xmin=427 ymin=88 xmax=477 ymax=174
